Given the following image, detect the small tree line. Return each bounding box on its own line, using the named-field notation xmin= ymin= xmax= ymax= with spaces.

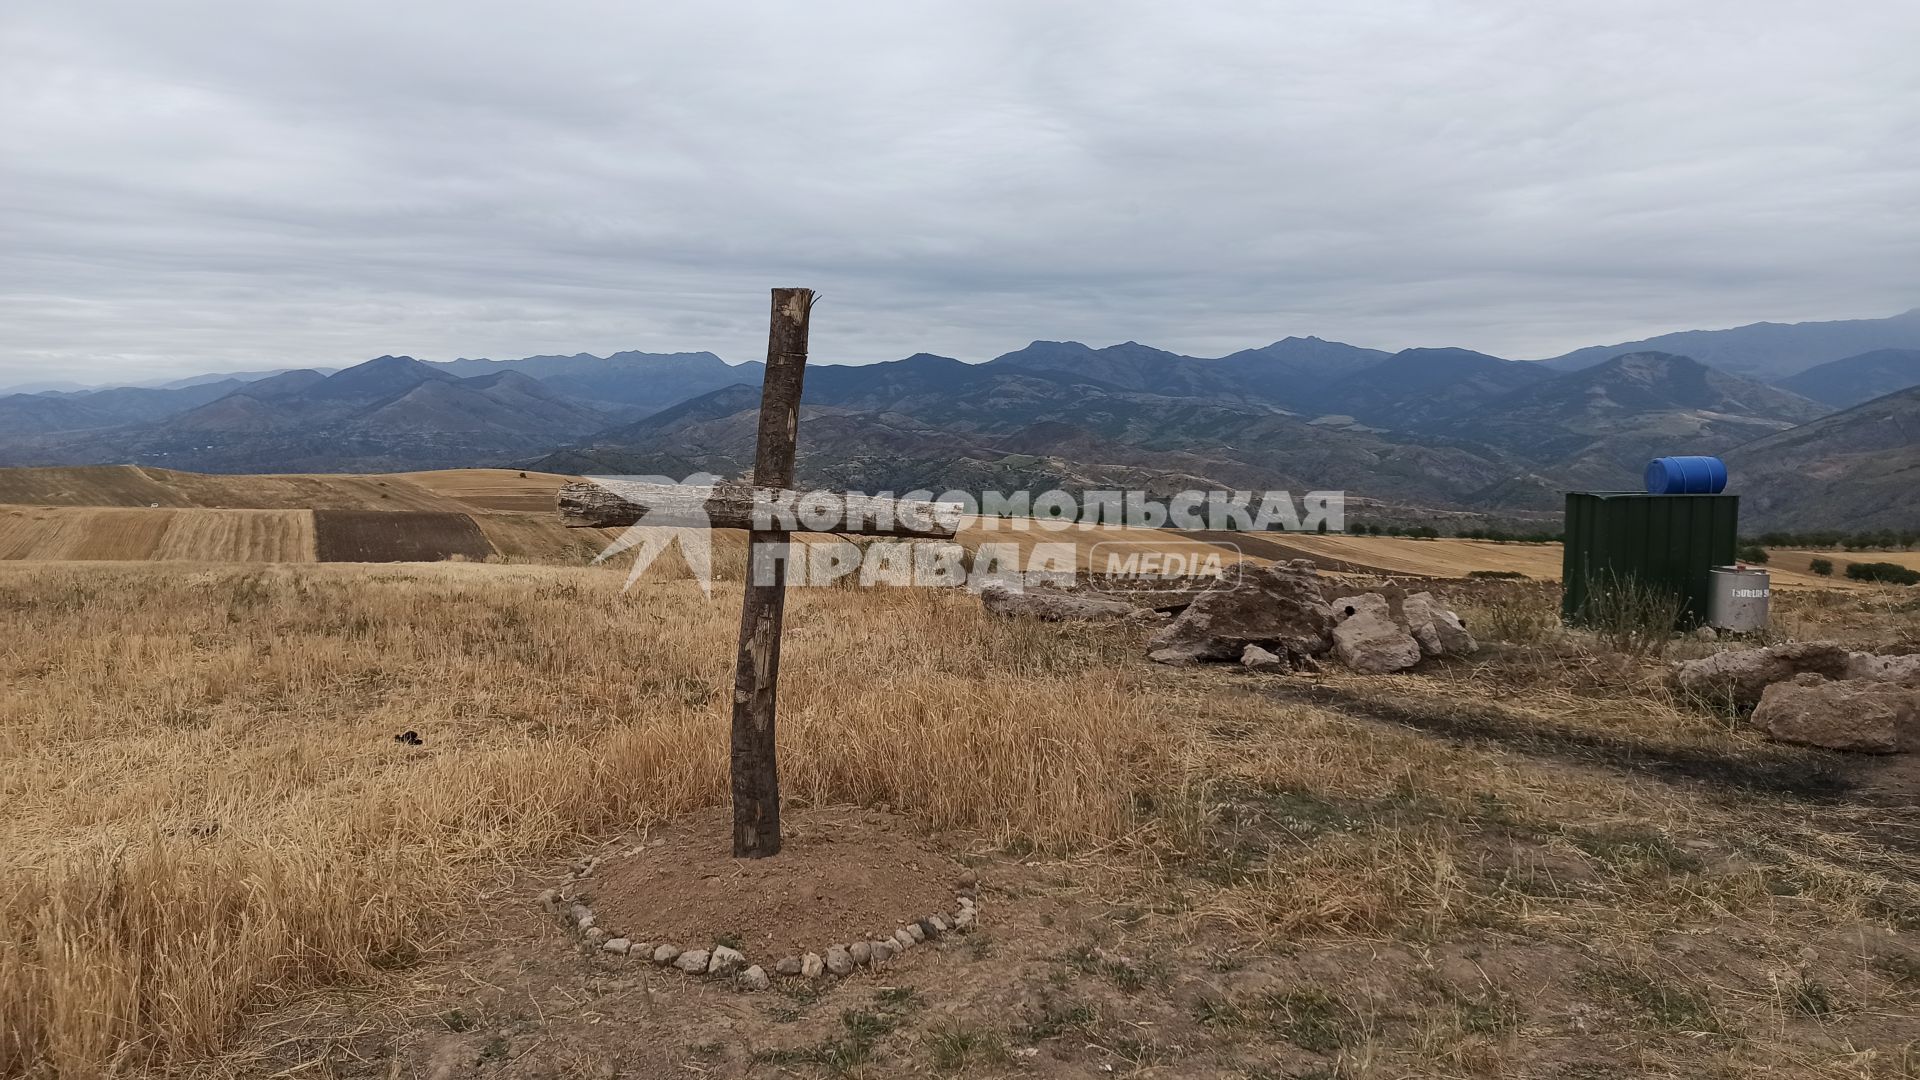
xmin=1745 ymin=529 xmax=1920 ymax=551
xmin=1343 ymin=522 xmax=1563 ymax=542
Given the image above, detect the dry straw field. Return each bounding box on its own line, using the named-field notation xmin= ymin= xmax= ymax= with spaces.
xmin=2 ymin=550 xmax=1918 ymax=1079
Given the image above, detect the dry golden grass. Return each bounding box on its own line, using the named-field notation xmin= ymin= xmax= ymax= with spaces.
xmin=392 ymin=469 xmax=577 ymax=512
xmin=0 ymin=562 xmax=1159 ymax=1076
xmin=0 ymin=508 xmax=316 ymax=564
xmin=2 ymin=562 xmax=1916 ymax=1078
xmin=151 ymin=510 xmax=313 ymax=563
xmin=0 ymin=508 xmax=173 ymax=560
xmin=0 ymin=466 xmax=449 ymax=512
xmin=1271 ymin=534 xmax=1568 ymax=579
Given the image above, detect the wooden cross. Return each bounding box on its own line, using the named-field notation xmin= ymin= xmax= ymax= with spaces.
xmin=558 ymin=288 xmax=960 ymax=858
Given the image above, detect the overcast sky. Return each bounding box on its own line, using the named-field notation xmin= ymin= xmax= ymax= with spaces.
xmin=3 ymin=1 xmax=1917 ymax=386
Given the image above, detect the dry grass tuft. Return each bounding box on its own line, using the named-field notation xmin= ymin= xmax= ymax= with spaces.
xmin=3 ymin=563 xmax=1917 ymax=1078
xmin=0 ymin=563 xmax=1159 ymax=1075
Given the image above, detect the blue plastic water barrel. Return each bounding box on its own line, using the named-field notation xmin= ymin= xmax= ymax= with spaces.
xmin=1644 ymin=455 xmax=1728 ymax=495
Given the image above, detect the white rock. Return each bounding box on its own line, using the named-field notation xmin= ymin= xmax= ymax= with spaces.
xmin=848 ymin=941 xmax=872 ymax=966
xmin=1399 ymin=592 xmax=1447 ymax=658
xmin=928 ymin=915 xmax=949 ymax=933
xmin=652 ymin=943 xmax=681 ymax=965
xmin=954 ymin=907 xmax=976 ymax=929
xmin=708 ymin=946 xmax=745 ymax=976
xmin=825 ymin=945 xmax=856 ymax=976
xmin=801 ymin=952 xmax=825 ymax=979
xmin=1239 ymin=644 xmax=1290 ymax=673
xmin=893 ymin=928 xmax=917 ymax=950
xmin=631 ymin=942 xmax=655 ymax=961
xmin=906 ymin=923 xmax=927 ymax=942
xmin=775 ymin=955 xmax=802 ymax=976
xmin=1331 ymin=593 xmax=1422 ymax=674
xmin=957 ymin=895 xmax=976 ymax=910
xmin=674 ymin=949 xmax=711 ymax=974
xmin=740 ymin=965 xmax=771 ymax=991
xmin=868 ymin=940 xmax=893 ymax=963
xmin=601 ymin=938 xmax=631 ymax=955
xmin=569 ymin=903 xmax=593 ymax=924
xmin=583 ymin=927 xmax=607 ymax=945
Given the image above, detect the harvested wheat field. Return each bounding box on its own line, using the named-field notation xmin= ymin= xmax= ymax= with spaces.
xmin=396 ymin=469 xmax=581 ymax=512
xmin=1241 ymin=534 xmax=1852 ymax=591
xmin=3 ymin=560 xmax=1918 ymax=1079
xmin=1771 ymin=549 xmax=1920 ymax=578
xmin=0 ymin=506 xmax=315 ymax=563
xmin=147 ymin=509 xmax=316 ymax=562
xmin=0 ymin=465 xmax=465 ymax=512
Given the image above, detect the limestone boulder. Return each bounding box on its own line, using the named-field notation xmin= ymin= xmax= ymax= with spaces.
xmin=1330 ymin=593 xmax=1422 ymax=674
xmin=1671 ymin=641 xmax=1854 ymax=710
xmin=1400 ymin=592 xmax=1445 ymax=657
xmin=1750 ymin=674 xmax=1918 ymax=753
xmin=1847 ymin=652 xmax=1920 ymax=686
xmin=1146 ymin=560 xmax=1334 ymax=665
xmin=1240 ymin=644 xmax=1290 ymax=673
xmin=1401 ymin=591 xmax=1477 ymax=659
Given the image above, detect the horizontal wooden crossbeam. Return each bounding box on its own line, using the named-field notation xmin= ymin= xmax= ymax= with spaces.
xmin=557 ymin=479 xmax=962 ymax=539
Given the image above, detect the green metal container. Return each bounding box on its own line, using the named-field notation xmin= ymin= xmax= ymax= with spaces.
xmin=1561 ymin=492 xmax=1739 ymax=629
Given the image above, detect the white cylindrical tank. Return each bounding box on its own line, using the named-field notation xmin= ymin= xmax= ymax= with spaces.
xmin=1707 ymin=566 xmax=1770 ymax=631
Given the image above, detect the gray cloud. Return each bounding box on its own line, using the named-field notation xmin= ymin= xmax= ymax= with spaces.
xmin=3 ymin=0 xmax=1917 ymax=385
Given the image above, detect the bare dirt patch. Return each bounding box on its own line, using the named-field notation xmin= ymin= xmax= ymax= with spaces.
xmin=312 ymin=509 xmax=495 ymax=562
xmin=585 ymin=806 xmax=966 ymax=960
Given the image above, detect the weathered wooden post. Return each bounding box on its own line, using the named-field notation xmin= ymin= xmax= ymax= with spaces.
xmin=557 ymin=288 xmax=964 ymax=861
xmin=730 ymin=287 xmax=812 ymax=858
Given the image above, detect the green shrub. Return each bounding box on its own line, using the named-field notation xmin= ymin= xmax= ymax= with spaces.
xmin=1736 ymin=544 xmax=1770 ymax=564
xmin=1467 ymin=570 xmax=1528 ymax=580
xmin=1845 ymin=562 xmax=1920 ymax=585
xmin=1578 ymin=573 xmax=1685 ymax=656
xmin=1809 ymin=558 xmax=1833 ymax=577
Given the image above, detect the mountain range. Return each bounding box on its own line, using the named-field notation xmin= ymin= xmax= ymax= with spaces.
xmin=4 ymin=309 xmax=1919 ymax=529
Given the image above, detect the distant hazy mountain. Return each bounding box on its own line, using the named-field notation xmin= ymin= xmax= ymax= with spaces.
xmin=0 ymin=379 xmax=246 ymax=434
xmin=1444 ymin=351 xmax=1830 ymax=488
xmin=2 ymin=356 xmax=614 ymax=472
xmin=1311 ymin=347 xmax=1553 ymax=429
xmin=433 ymin=350 xmax=758 ymax=414
xmin=152 ymin=367 xmax=338 ymax=390
xmin=1777 ymin=348 xmax=1920 ymax=408
xmin=7 ymin=318 xmax=1912 ymax=528
xmin=1211 ymin=336 xmax=1394 ymax=383
xmin=537 ymin=355 xmax=1547 ymax=514
xmin=1723 ymin=385 xmax=1920 ymax=530
xmin=1541 ymin=309 xmax=1920 ymax=380
xmin=985 ymin=340 xmax=1272 ymax=404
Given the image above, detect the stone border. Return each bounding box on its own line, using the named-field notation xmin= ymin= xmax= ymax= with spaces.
xmin=537 ymin=845 xmax=980 ymax=992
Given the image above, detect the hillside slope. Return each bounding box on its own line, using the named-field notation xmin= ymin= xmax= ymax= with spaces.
xmin=1542 ymin=309 xmax=1920 ymax=379
xmin=1779 ymin=348 xmax=1920 ymax=407
xmin=1450 ymin=352 xmax=1830 ymax=488
xmin=1722 ymin=385 xmax=1920 ymax=531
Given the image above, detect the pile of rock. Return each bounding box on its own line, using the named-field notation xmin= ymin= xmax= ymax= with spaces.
xmin=976 ymin=559 xmax=1476 ymax=675
xmin=1672 ymin=642 xmax=1920 ymax=753
xmin=538 ymin=858 xmax=980 ymax=991
xmin=1140 ymin=560 xmax=1476 ymax=674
